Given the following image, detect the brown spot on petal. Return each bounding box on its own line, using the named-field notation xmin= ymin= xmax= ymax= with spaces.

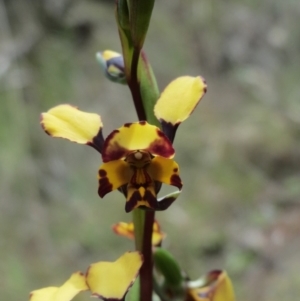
xmin=102 ymin=129 xmax=130 ymax=162
xmin=149 ymin=140 xmax=174 ymax=158
xmin=147 ymin=130 xmax=174 ymax=158
xmin=170 ymin=174 xmax=182 ymax=189
xmin=139 ymin=120 xmax=146 ymax=125
xmin=156 ymin=129 xmax=165 ymax=137
xmin=98 ymin=169 xmax=107 ymax=177
xmin=173 ymin=167 xmax=178 ymax=172
xmin=124 ymin=123 xmax=132 ymax=128
xmin=98 ymin=176 xmax=113 ymax=198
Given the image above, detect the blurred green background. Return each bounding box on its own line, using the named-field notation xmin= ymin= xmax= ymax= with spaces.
xmin=1 ymin=0 xmax=300 ymax=300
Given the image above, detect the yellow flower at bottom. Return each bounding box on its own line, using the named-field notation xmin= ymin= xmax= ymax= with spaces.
xmin=113 ymin=220 xmax=166 ymax=246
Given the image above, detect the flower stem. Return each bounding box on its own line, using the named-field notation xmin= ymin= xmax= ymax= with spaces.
xmin=129 ymin=46 xmax=154 ymax=301
xmin=140 ymin=211 xmax=155 ymax=301
xmin=128 ymin=47 xmax=147 ymax=121
xmin=133 ymin=209 xmax=145 ymax=251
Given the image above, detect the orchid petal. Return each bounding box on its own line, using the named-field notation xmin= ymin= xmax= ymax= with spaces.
xmin=102 ymin=121 xmax=174 ymax=162
xmin=29 ymin=272 xmax=88 ymax=301
xmin=98 ymin=160 xmax=132 ymax=198
xmin=41 ymin=105 xmax=104 ymax=152
xmin=147 ymin=157 xmax=182 ymax=189
xmin=154 ymin=76 xmax=207 ymax=141
xmin=86 ymin=252 xmax=143 ymax=300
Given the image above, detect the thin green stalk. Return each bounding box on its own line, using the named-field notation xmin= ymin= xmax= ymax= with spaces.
xmin=128 ymin=46 xmax=155 ymax=301
xmin=133 ymin=209 xmax=145 ymax=251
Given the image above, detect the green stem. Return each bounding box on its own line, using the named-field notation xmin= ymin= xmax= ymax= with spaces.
xmin=132 ymin=209 xmax=145 ymax=251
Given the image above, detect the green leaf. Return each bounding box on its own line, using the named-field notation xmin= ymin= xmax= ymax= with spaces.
xmin=138 ymin=51 xmax=160 ymax=126
xmin=153 ymin=248 xmax=184 ymax=289
xmin=127 ymin=0 xmax=155 ymax=49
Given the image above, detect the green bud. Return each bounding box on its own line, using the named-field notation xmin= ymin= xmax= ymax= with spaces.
xmin=96 ymin=51 xmax=126 ymax=84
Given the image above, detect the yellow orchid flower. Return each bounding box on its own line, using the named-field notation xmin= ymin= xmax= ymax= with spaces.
xmin=98 ymin=121 xmax=182 ymax=212
xmin=40 ymin=75 xmax=206 ymax=212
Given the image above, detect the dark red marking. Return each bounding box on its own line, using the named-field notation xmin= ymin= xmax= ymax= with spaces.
xmin=143 ymin=189 xmax=158 ymax=209
xmin=156 ymin=128 xmax=165 ymax=137
xmin=124 ymin=122 xmax=132 ymax=127
xmin=170 ymin=174 xmax=182 ymax=189
xmin=125 ymin=190 xmax=141 ymax=212
xmin=98 ymin=177 xmax=113 ymax=198
xmin=102 ymin=129 xmax=129 ymax=162
xmin=139 ymin=120 xmax=146 ymax=125
xmin=149 ymin=139 xmax=174 ymax=158
xmin=173 ymin=168 xmax=178 ymax=172
xmin=130 ymin=169 xmax=152 ymax=187
xmin=98 ymin=169 xmax=107 ymax=177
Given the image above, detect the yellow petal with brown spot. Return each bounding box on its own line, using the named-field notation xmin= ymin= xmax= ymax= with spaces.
xmin=29 ymin=272 xmax=88 ymax=301
xmin=41 ymin=105 xmax=103 ymax=149
xmin=86 ymin=252 xmax=143 ymax=300
xmin=147 ymin=157 xmax=182 ymax=189
xmin=98 ymin=160 xmax=132 ymax=198
xmin=102 ymin=121 xmax=174 ymax=162
xmin=154 ymin=76 xmax=207 ymax=125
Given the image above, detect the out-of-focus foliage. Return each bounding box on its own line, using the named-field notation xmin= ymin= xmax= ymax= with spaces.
xmin=0 ymin=0 xmax=300 ymax=300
